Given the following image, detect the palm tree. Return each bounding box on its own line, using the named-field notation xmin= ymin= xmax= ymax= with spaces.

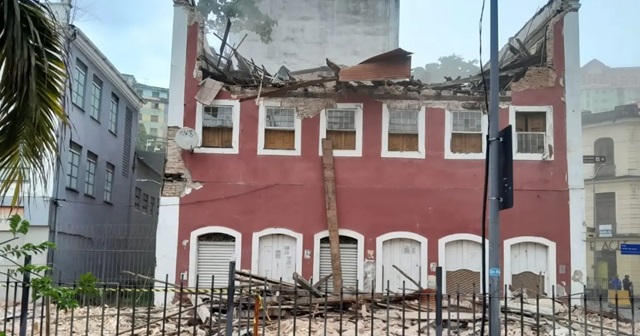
xmin=0 ymin=0 xmax=69 ymax=206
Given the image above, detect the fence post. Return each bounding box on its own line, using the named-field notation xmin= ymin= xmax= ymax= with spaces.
xmin=436 ymin=266 xmax=443 ymax=336
xmin=19 ymin=255 xmax=32 ymax=336
xmin=225 ymin=256 xmax=236 ymax=336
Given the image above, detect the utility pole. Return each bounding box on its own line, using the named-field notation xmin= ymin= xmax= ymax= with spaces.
xmin=488 ymin=0 xmax=501 ymax=335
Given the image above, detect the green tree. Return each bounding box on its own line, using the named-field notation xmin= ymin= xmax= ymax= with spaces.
xmin=0 ymin=0 xmax=69 ymax=206
xmin=1 ymin=214 xmax=98 ymax=311
xmin=412 ymin=54 xmax=480 ymax=84
xmin=196 ymin=0 xmax=277 ymax=43
xmin=0 ymin=0 xmax=98 ymax=321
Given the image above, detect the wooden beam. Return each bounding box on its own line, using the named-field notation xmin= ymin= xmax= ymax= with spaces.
xmin=321 ymin=139 xmax=343 ymax=293
xmin=237 ymin=77 xmax=338 ymax=102
xmin=235 ymin=90 xmax=512 ymax=102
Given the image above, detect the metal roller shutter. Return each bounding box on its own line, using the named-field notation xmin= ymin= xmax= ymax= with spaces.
xmin=197 ymin=240 xmax=236 ymax=289
xmin=319 ymin=240 xmax=359 ymax=293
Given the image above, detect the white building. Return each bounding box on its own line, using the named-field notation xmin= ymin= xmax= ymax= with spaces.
xmin=226 ymin=0 xmax=400 ymax=73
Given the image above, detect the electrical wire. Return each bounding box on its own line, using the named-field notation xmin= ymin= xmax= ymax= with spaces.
xmin=478 ymin=0 xmax=490 ymax=335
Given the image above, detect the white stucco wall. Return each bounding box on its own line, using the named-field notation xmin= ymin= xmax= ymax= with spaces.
xmin=227 ymin=0 xmax=400 ymax=73
xmin=563 ymin=2 xmax=587 ymax=295
xmin=0 ymin=226 xmax=49 ymax=301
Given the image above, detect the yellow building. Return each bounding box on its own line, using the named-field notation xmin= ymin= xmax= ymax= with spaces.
xmin=583 ymin=103 xmax=640 ymax=291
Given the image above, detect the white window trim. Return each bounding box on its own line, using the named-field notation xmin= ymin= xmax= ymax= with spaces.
xmin=318 ymin=103 xmax=364 ymax=157
xmin=437 ymin=233 xmax=488 ymax=294
xmin=312 ymin=229 xmax=365 ymax=290
xmin=509 ymin=105 xmax=554 ymax=161
xmin=375 ymin=231 xmax=428 ymax=292
xmin=444 ymin=110 xmax=488 ymax=160
xmin=251 ymin=228 xmax=304 ymax=278
xmin=257 ymin=100 xmax=302 ymax=156
xmin=188 ymin=226 xmax=242 ymax=288
xmin=503 ymin=236 xmax=557 ymax=296
xmin=195 ymin=99 xmax=241 ymax=154
xmin=381 ymin=105 xmax=426 ymax=159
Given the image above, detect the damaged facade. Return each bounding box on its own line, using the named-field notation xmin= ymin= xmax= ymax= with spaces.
xmin=155 ymin=0 xmax=584 ymax=304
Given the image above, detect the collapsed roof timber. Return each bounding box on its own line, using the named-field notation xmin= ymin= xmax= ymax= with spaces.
xmin=196 ymin=0 xmax=577 ymax=102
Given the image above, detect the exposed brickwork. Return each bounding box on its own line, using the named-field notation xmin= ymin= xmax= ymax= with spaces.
xmin=276 ymin=98 xmax=337 ymax=118
xmin=511 ymin=67 xmax=558 ymax=92
xmin=162 ymin=127 xmax=192 ymax=197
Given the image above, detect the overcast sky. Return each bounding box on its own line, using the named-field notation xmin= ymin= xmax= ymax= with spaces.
xmin=71 ymin=0 xmax=638 ymax=89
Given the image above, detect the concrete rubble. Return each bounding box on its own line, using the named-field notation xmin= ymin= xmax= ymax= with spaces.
xmin=1 ymin=271 xmax=639 ymax=335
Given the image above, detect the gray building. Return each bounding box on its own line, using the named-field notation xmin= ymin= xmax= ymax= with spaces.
xmin=34 ymin=20 xmax=148 ymax=282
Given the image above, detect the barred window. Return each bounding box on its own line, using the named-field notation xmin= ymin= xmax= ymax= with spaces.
xmin=515 ymin=111 xmax=546 ymax=154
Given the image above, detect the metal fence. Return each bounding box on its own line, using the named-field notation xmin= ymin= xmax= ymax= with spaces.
xmin=50 ymin=224 xmax=156 ymax=284
xmin=1 ymin=267 xmax=638 ymax=336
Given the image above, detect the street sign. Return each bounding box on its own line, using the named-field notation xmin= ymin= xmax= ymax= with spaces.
xmin=583 ymin=155 xmax=606 ymax=164
xmin=489 ymin=268 xmax=501 ymax=277
xmin=621 ymin=244 xmax=640 ymax=255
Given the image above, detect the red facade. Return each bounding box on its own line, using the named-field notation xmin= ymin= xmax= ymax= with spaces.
xmin=169 ymin=11 xmax=573 ymax=292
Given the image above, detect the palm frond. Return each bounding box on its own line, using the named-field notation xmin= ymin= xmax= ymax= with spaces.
xmin=0 ymin=0 xmax=69 ymax=207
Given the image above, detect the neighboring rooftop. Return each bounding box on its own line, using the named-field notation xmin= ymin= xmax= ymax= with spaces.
xmin=582 ymin=104 xmax=640 ymax=126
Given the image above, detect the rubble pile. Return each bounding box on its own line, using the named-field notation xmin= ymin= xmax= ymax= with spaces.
xmin=1 ymin=270 xmax=639 ymax=336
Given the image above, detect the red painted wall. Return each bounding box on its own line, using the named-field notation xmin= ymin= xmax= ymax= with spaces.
xmin=174 ymin=18 xmax=571 ymax=286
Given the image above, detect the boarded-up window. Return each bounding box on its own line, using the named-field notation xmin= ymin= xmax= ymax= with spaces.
xmin=388 ymin=110 xmax=419 ymax=152
xmin=451 ymin=111 xmax=482 ymax=153
xmin=203 ymin=106 xmax=233 ymax=148
xmin=264 ymin=107 xmax=295 ymax=150
xmin=326 ymin=109 xmax=356 ymax=150
xmin=515 ymin=112 xmax=546 ymax=154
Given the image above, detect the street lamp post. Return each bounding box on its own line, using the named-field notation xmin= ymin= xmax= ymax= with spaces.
xmin=592 ymin=163 xmax=607 ymax=292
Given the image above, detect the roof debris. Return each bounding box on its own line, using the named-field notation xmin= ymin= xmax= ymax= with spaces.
xmin=190 ymin=0 xmax=576 ymax=104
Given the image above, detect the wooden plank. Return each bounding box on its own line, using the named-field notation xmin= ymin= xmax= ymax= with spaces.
xmin=293 ymin=272 xmax=323 ymax=298
xmin=321 ymin=139 xmax=343 ymax=293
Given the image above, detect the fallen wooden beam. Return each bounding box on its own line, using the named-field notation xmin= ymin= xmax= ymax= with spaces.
xmin=322 ymin=139 xmax=343 ymax=293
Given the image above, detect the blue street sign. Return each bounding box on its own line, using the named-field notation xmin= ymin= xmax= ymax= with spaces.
xmin=489 ymin=268 xmax=501 ymax=277
xmin=621 ymin=244 xmax=640 ymax=255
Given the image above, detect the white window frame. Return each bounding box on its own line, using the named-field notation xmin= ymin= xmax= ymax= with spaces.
xmin=90 ymin=76 xmax=102 ymax=120
xmin=195 ymin=99 xmax=241 ymax=154
xmin=72 ymin=59 xmax=87 ymax=107
xmin=257 ymin=100 xmax=302 ymax=156
xmin=109 ymin=94 xmax=119 ymax=135
xmin=66 ymin=143 xmax=81 ymax=190
xmin=509 ymin=105 xmax=554 ymax=161
xmin=104 ymin=163 xmax=114 ymax=203
xmin=444 ymin=110 xmax=488 ymax=160
xmin=84 ymin=153 xmax=97 ymax=196
xmin=318 ymin=103 xmax=364 ymax=157
xmin=381 ymin=105 xmax=426 ymax=159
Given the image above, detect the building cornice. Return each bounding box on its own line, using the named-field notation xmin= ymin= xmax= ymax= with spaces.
xmin=584 ymin=175 xmax=640 ymax=183
xmin=72 ymin=28 xmax=144 ymax=110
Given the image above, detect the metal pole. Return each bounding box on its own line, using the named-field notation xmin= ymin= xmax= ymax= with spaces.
xmin=592 ymin=163 xmax=607 ymax=292
xmin=488 ymin=0 xmax=501 ymax=334
xmin=435 ymin=266 xmax=443 ymax=336
xmin=225 ymin=256 xmax=237 ymax=336
xmin=19 ymin=255 xmax=32 ymax=336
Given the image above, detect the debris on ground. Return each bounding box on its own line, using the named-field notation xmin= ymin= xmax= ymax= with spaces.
xmin=1 ymin=270 xmax=639 ymax=336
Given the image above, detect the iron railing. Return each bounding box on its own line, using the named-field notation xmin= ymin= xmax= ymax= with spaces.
xmin=1 ymin=269 xmax=638 ymax=335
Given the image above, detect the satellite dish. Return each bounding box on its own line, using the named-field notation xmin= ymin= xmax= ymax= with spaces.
xmin=175 ymin=127 xmax=199 ymax=150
